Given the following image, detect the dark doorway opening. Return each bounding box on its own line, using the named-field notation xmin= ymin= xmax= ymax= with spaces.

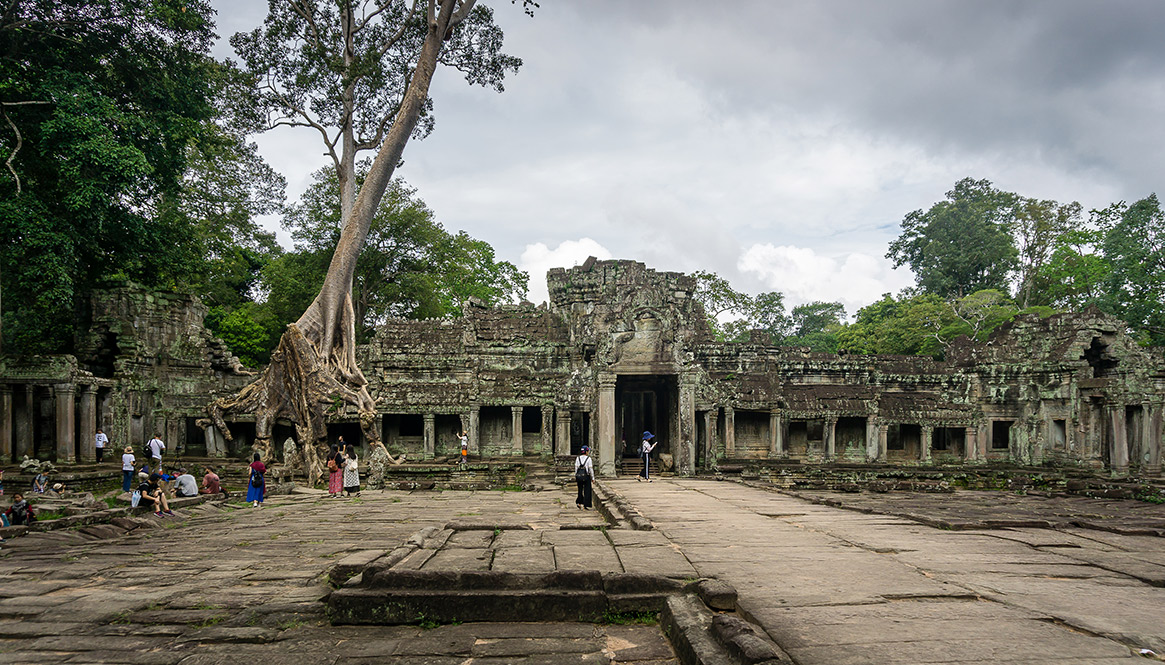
xmin=616 ymin=375 xmax=677 ymax=459
xmin=184 ymin=417 xmax=207 ymax=456
xmin=570 ymin=411 xmax=590 ymax=456
xmin=991 ymin=420 xmax=1013 ymax=451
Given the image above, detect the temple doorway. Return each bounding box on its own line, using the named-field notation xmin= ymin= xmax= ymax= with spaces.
xmin=616 ymin=374 xmax=677 ymax=459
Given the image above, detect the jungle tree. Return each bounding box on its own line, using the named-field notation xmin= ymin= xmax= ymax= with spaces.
xmin=210 ymin=0 xmax=530 ymax=479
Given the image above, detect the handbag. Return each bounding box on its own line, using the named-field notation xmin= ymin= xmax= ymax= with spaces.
xmin=327 ymin=458 xmax=339 ymax=473
xmin=130 ymin=490 xmax=141 ymax=508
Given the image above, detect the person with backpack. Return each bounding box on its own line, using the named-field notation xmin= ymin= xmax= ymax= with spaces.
xmin=146 ymin=434 xmax=166 ymax=473
xmin=3 ymin=493 xmax=35 ymax=526
xmin=638 ymin=431 xmax=656 ymax=482
xmin=246 ymin=453 xmax=266 ymax=507
xmin=574 ymin=445 xmax=594 ymax=510
xmin=326 ymin=444 xmax=343 ymax=497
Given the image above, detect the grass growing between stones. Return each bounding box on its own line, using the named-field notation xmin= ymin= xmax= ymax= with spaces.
xmin=597 ymin=610 xmax=658 ymax=626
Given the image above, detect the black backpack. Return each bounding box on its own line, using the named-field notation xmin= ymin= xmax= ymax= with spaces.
xmin=575 ymin=461 xmax=590 ymax=480
xmin=250 ymin=469 xmax=263 ymax=488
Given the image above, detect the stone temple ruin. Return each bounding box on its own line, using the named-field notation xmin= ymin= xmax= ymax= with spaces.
xmin=0 ymin=259 xmax=1162 ymax=479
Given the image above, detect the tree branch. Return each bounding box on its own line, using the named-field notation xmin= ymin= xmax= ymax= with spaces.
xmin=289 ymin=0 xmax=326 ymax=51
xmin=448 ymin=0 xmax=476 ymax=28
xmin=376 ymin=0 xmax=423 ymax=57
xmin=2 ymin=107 xmax=22 ymax=194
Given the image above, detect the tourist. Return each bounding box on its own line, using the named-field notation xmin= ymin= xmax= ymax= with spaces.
xmin=31 ymin=471 xmax=48 ymax=494
xmin=574 ymin=445 xmax=593 ymax=509
xmin=94 ymin=428 xmax=108 ymax=463
xmin=146 ymin=433 xmax=166 ymax=473
xmin=201 ymin=467 xmax=227 ymax=497
xmin=174 ymin=468 xmax=199 ymax=498
xmin=138 ymin=473 xmax=173 ymax=516
xmin=342 ymin=444 xmax=360 ymax=497
xmin=326 ymin=445 xmax=343 ymax=497
xmin=638 ymin=431 xmax=656 ymax=482
xmin=121 ymin=446 xmax=136 ymax=492
xmin=459 ymin=430 xmax=469 ymax=465
xmin=3 ymin=493 xmax=35 ymax=526
xmin=247 ymin=453 xmax=266 ymax=507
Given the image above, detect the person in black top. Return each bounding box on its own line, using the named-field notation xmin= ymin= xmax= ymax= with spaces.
xmin=138 ymin=473 xmax=172 ymax=516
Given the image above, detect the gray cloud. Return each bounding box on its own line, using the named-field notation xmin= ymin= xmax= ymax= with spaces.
xmin=211 ymin=0 xmax=1165 ymax=307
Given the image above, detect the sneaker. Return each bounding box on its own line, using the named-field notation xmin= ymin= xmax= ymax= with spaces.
xmin=154 ymin=511 xmax=165 ymax=517
xmin=164 ymin=510 xmax=174 ymax=516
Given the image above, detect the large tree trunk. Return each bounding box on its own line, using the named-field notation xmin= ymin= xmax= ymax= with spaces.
xmin=209 ymin=0 xmax=463 ymax=484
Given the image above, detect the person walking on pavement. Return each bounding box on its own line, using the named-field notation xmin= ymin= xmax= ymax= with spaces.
xmin=147 ymin=433 xmax=166 ymax=473
xmin=638 ymin=431 xmax=656 ymax=482
xmin=574 ymin=446 xmax=594 ymax=509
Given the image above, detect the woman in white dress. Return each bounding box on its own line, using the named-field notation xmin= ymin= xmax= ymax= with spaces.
xmin=342 ymin=444 xmax=360 ymax=497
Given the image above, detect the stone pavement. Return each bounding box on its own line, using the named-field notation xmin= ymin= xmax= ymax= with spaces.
xmin=0 ymin=488 xmax=676 ymax=664
xmin=610 ymin=478 xmax=1165 ymax=665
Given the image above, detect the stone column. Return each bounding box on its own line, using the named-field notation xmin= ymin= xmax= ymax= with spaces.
xmin=541 ymin=405 xmax=554 ymax=457
xmin=920 ymin=425 xmax=933 ymax=463
xmin=1141 ymin=402 xmax=1158 ymax=474
xmin=54 ymin=383 xmax=76 ymax=463
xmin=16 ymin=385 xmax=33 ymax=459
xmin=1109 ymin=405 xmax=1129 ymax=474
xmin=1148 ymin=402 xmax=1162 ymax=476
xmin=0 ymin=386 xmax=11 ymax=463
xmin=510 ymin=407 xmax=524 ymax=456
xmin=423 ymin=413 xmax=435 ymax=459
xmin=865 ymin=417 xmax=879 ymax=462
xmin=824 ymin=416 xmax=837 ymax=460
xmin=724 ymin=407 xmax=736 ymax=458
xmin=468 ymin=405 xmax=480 ymax=455
xmin=876 ymin=424 xmax=889 ymax=462
xmin=704 ymin=410 xmax=717 ymax=469
xmin=597 ymin=374 xmax=616 ymax=477
xmin=204 ymin=424 xmax=226 ymax=457
xmin=965 ymin=426 xmax=979 ymax=462
xmin=677 ymin=381 xmax=696 ymax=475
xmin=556 ymin=409 xmax=571 ymax=457
xmin=769 ymin=410 xmax=783 ymax=458
xmin=79 ymin=385 xmax=97 ymax=463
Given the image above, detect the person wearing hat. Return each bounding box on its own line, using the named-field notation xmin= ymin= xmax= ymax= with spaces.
xmin=574 ymin=445 xmax=594 ymax=509
xmin=121 ymin=446 xmax=137 ymax=492
xmin=638 ymin=431 xmax=657 ymax=482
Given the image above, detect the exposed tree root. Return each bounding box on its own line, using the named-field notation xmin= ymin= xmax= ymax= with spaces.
xmin=208 ymin=321 xmax=404 ymax=485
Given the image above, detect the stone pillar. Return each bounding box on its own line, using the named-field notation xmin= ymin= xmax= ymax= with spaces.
xmin=1141 ymin=402 xmax=1158 ymax=474
xmin=54 ymin=384 xmax=76 ymax=463
xmin=877 ymin=424 xmax=889 ymax=462
xmin=965 ymin=427 xmax=979 ymax=462
xmin=510 ymin=407 xmax=523 ymax=456
xmin=704 ymin=410 xmax=717 ymax=469
xmin=468 ymin=405 xmax=480 ymax=455
xmin=1148 ymin=402 xmax=1163 ymax=476
xmin=865 ymin=417 xmax=879 ymax=462
xmin=769 ymin=410 xmax=783 ymax=458
xmin=422 ymin=413 xmax=436 ymax=459
xmin=920 ymin=425 xmax=933 ymax=463
xmin=204 ymin=424 xmax=226 ymax=457
xmin=541 ymin=405 xmax=554 ymax=456
xmin=79 ymin=385 xmax=97 ymax=463
xmin=1109 ymin=405 xmax=1129 ymax=474
xmin=597 ymin=374 xmax=616 ymax=477
xmin=824 ymin=416 xmax=837 ymax=460
xmin=16 ymin=385 xmax=33 ymax=459
xmin=678 ymin=381 xmax=696 ymax=475
xmin=724 ymin=407 xmax=736 ymax=458
xmin=0 ymin=386 xmax=11 ymax=463
xmin=556 ymin=409 xmax=571 ymax=457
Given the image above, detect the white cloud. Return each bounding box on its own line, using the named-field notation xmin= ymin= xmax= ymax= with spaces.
xmin=519 ymin=238 xmax=614 ymax=305
xmin=738 ymin=244 xmax=915 ymax=316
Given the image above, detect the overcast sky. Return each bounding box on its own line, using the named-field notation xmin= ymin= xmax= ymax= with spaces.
xmin=210 ymin=1 xmax=1165 ymax=311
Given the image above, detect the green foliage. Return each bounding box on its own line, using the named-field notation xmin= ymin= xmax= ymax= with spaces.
xmin=277 ymin=165 xmax=527 ymax=342
xmin=887 ymin=178 xmax=1019 ymax=299
xmin=1029 ymin=227 xmax=1110 ymax=310
xmin=1100 ymin=195 xmax=1165 ymax=345
xmin=837 ymin=292 xmax=955 ymax=357
xmin=0 ymin=0 xmax=282 ymax=354
xmin=1013 ymin=198 xmax=1081 ymax=308
xmin=692 ymin=270 xmax=753 ymax=340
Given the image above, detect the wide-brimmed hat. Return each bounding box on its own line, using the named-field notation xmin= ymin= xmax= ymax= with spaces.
xmin=124 ymin=446 xmax=133 ymax=453
xmin=642 ymin=431 xmax=654 ymax=439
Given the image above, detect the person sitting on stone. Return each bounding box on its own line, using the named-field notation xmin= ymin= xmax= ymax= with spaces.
xmin=138 ymin=473 xmax=173 ymax=517
xmin=174 ymin=468 xmax=199 ymax=498
xmin=3 ymin=493 xmax=35 ymax=526
xmin=31 ymin=472 xmax=48 ymax=494
xmin=201 ymin=467 xmax=228 ymax=497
